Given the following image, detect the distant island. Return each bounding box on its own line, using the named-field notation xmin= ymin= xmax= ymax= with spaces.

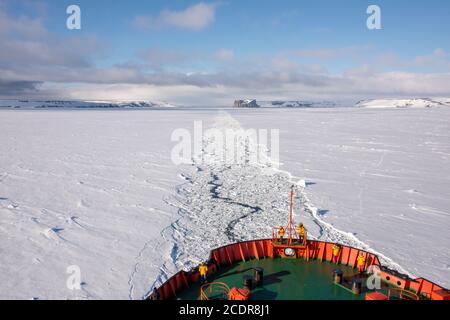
xmin=233 ymin=99 xmax=339 ymax=108
xmin=233 ymin=99 xmax=260 ymax=108
xmin=0 ymin=100 xmax=176 ymax=109
xmin=232 ymin=98 xmax=450 ymax=109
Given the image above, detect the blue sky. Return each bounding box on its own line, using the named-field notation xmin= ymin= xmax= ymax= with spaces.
xmin=1 ymin=0 xmax=449 ymax=105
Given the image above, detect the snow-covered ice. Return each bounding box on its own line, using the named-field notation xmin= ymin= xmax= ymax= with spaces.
xmin=0 ymin=106 xmax=449 ymax=299
xmin=0 ymin=110 xmax=197 ymax=299
xmin=233 ymin=107 xmax=450 ymax=286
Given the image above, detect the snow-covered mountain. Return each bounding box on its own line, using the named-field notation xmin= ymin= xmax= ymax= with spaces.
xmin=0 ymin=100 xmax=176 ymax=109
xmin=244 ymin=98 xmax=450 ymax=109
xmin=356 ymin=98 xmax=450 ymax=109
xmin=254 ymin=100 xmax=341 ymax=108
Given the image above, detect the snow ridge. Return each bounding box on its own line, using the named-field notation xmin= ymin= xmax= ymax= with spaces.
xmin=356 ymin=98 xmax=450 ymax=109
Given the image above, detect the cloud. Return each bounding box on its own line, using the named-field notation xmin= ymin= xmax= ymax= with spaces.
xmin=0 ymin=79 xmax=42 ymax=95
xmin=40 ymin=69 xmax=450 ymax=106
xmin=296 ymin=46 xmax=371 ymax=60
xmin=370 ymin=49 xmax=450 ymax=71
xmin=133 ymin=2 xmax=218 ymax=31
xmin=137 ymin=47 xmax=235 ymax=71
xmin=0 ymin=4 xmax=449 ymax=105
xmin=372 ymin=52 xmax=399 ymax=67
xmin=0 ymin=3 xmax=108 ymax=91
xmin=138 ymin=47 xmax=189 ymax=69
xmin=411 ymin=49 xmax=449 ymax=69
xmin=3 ymin=51 xmax=450 ymax=104
xmin=214 ymin=49 xmax=234 ymax=62
xmin=0 ymin=7 xmax=47 ymax=38
xmin=0 ymin=4 xmax=105 ymax=72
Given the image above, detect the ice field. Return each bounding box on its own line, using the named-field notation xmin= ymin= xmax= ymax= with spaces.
xmin=0 ymin=107 xmax=449 ymax=299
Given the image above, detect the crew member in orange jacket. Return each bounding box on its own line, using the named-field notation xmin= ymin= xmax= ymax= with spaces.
xmin=297 ymin=223 xmax=306 ymax=244
xmin=278 ymin=226 xmax=285 ymax=243
xmin=332 ymin=244 xmax=340 ymax=264
xmin=199 ymin=263 xmax=208 ymax=283
xmin=357 ymin=253 xmax=366 ymax=274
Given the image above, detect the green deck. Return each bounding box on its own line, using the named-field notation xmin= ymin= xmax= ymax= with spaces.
xmin=176 ymin=258 xmax=393 ymax=300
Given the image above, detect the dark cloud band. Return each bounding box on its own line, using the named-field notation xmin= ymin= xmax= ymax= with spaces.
xmin=0 ymin=79 xmax=43 ymax=96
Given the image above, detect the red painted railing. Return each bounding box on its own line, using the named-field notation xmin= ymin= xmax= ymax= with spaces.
xmin=147 ymin=239 xmax=446 ymax=300
xmin=388 ymin=288 xmax=419 ymax=300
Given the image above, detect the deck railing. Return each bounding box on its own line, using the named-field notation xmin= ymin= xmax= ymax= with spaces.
xmin=149 ymin=239 xmax=445 ymax=300
xmin=271 ymin=227 xmax=307 ymax=246
xmin=388 ymin=288 xmax=419 ymax=300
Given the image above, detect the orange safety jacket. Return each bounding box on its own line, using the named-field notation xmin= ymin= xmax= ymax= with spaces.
xmin=332 ymin=245 xmax=340 ymax=256
xmin=357 ymin=256 xmax=366 ymax=267
xmin=199 ymin=265 xmax=208 ymax=276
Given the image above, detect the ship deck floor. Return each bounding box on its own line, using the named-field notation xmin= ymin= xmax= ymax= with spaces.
xmin=176 ymin=258 xmax=394 ymax=300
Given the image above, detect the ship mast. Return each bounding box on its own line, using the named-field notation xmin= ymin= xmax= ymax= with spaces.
xmin=289 ymin=186 xmax=294 ymax=245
